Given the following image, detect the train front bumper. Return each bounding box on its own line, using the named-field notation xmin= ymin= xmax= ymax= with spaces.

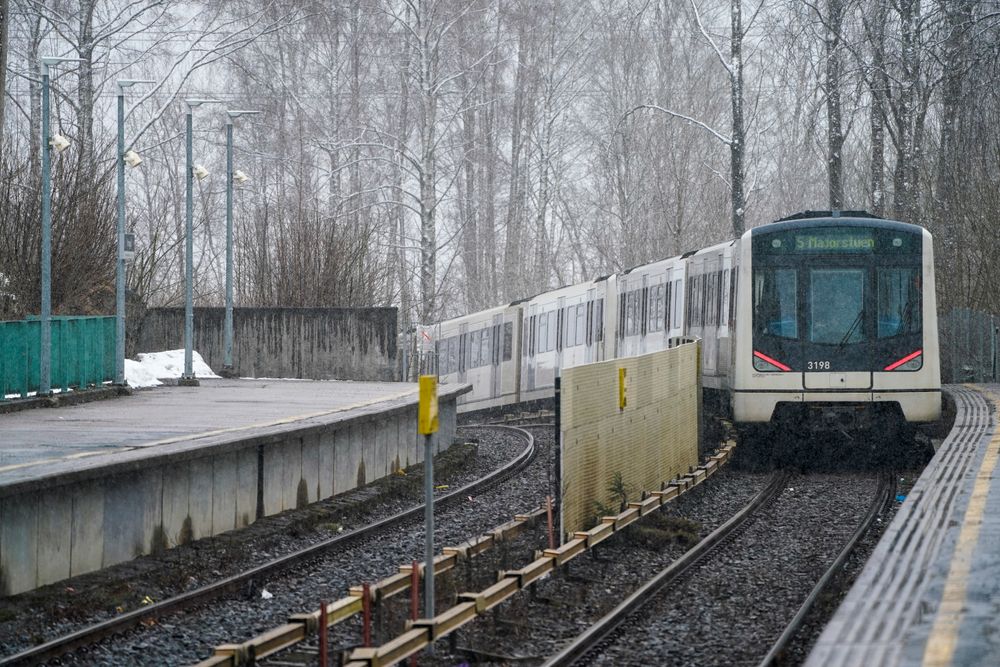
xmin=733 ymin=390 xmax=942 ymax=424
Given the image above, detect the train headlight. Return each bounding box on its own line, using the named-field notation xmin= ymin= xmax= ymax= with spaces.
xmin=753 ymin=350 xmax=791 ymax=372
xmin=884 ymin=349 xmax=922 ymax=371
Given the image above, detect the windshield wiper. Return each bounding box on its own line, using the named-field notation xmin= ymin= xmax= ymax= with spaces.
xmin=837 ymin=309 xmax=864 ymax=350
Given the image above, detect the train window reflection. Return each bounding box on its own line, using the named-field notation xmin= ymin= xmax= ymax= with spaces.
xmin=753 ymin=268 xmax=798 ymax=339
xmin=878 ymin=268 xmax=921 ymax=338
xmin=810 ymin=269 xmax=864 ymax=344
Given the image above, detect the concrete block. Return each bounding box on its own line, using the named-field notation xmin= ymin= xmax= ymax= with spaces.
xmin=189 ymin=460 xmax=214 ymax=540
xmin=70 ymin=480 xmax=105 ymax=576
xmin=102 ymin=473 xmax=147 ymax=567
xmin=162 ymin=461 xmax=191 ymax=547
xmin=139 ymin=468 xmax=164 ymax=554
xmin=1 ymin=493 xmax=38 ymax=595
xmin=301 ymin=433 xmax=320 ymax=505
xmin=361 ymin=421 xmax=377 ymax=486
xmin=333 ymin=427 xmax=354 ymax=495
xmin=36 ymin=489 xmax=73 ymax=587
xmin=281 ymin=438 xmax=303 ymax=511
xmin=349 ymin=424 xmax=365 ymax=490
xmin=318 ymin=431 xmax=335 ymax=499
xmin=262 ymin=441 xmax=284 ymax=517
xmin=236 ymin=446 xmax=258 ymax=528
xmin=211 ymin=452 xmax=239 ymax=536
xmin=375 ymin=417 xmax=390 ymax=480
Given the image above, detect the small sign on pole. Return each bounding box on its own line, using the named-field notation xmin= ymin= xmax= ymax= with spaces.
xmin=419 ymin=375 xmax=439 ymax=434
xmin=123 ymin=232 xmax=136 ymax=262
xmin=418 ymin=374 xmax=438 ymax=647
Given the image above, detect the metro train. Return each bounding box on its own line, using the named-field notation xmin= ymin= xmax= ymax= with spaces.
xmin=405 ymin=211 xmax=941 ymax=432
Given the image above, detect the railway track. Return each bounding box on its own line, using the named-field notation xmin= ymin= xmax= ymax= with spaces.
xmin=545 ymin=470 xmax=892 ymax=667
xmin=0 ymin=425 xmax=537 ymax=667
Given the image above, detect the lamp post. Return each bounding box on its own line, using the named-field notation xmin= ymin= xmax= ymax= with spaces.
xmin=115 ymin=79 xmax=155 ymax=386
xmin=39 ymin=56 xmax=82 ymax=396
xmin=181 ymin=98 xmax=219 ymax=386
xmin=223 ymin=109 xmax=260 ymax=376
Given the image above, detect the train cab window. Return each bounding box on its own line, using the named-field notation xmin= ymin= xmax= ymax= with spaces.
xmin=877 ymin=268 xmax=922 ymax=338
xmin=753 ymin=268 xmax=798 ymax=339
xmin=503 ymin=322 xmax=513 ymax=361
xmin=810 ymin=269 xmax=864 ymax=344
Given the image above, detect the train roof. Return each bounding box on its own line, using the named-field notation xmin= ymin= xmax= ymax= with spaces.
xmin=752 ymin=210 xmax=923 ymax=236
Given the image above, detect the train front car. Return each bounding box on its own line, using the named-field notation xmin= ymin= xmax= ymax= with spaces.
xmin=732 ymin=212 xmax=941 ymax=435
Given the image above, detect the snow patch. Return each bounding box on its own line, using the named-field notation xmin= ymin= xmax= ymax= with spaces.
xmin=126 ymin=349 xmax=221 ymax=388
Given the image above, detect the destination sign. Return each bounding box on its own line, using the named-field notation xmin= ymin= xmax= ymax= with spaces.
xmin=793 ymin=232 xmax=875 ymax=252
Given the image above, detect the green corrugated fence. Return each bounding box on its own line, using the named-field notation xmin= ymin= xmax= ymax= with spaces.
xmin=1 ymin=316 xmax=115 ymax=400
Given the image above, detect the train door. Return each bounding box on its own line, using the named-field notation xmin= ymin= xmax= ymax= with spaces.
xmin=524 ymin=304 xmax=536 ymax=392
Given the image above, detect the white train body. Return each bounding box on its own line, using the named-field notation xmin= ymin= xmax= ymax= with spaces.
xmin=411 ymin=212 xmax=941 ymax=427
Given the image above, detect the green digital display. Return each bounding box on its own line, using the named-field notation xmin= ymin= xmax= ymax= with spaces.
xmin=792 ymin=232 xmax=875 ymax=252
xmin=753 ymin=224 xmax=922 ymax=255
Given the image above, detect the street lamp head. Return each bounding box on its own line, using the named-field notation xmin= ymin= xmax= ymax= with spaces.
xmin=124 ymin=150 xmax=143 ymax=168
xmin=185 ymin=98 xmax=221 ymax=110
xmin=234 ymin=169 xmax=250 ymax=184
xmin=118 ymin=78 xmax=156 ymax=90
xmin=41 ymin=56 xmax=84 ymax=68
xmin=49 ymin=133 xmax=71 ymax=152
xmin=227 ymin=109 xmax=263 ymax=120
xmin=193 ymin=164 xmax=210 ymax=180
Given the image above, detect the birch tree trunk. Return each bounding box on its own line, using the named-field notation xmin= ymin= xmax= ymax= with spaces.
xmin=824 ymin=0 xmax=844 ymax=209
xmin=729 ymin=0 xmax=745 ymax=236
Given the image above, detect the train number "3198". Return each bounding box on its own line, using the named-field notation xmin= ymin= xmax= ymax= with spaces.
xmin=807 ymin=360 xmax=832 ymax=370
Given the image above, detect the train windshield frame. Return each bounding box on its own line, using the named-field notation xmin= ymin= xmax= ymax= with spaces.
xmin=751 ymin=223 xmax=923 ymax=373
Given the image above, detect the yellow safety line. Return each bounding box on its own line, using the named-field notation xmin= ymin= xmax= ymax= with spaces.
xmin=0 ymin=388 xmax=418 ymax=474
xmin=921 ymin=388 xmax=1000 ymax=667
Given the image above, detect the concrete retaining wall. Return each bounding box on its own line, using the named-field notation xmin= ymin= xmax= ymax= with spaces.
xmin=0 ymin=386 xmax=463 ymax=597
xmin=135 ymin=307 xmax=398 ymax=381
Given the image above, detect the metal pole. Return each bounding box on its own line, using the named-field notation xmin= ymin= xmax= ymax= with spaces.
xmin=39 ymin=63 xmax=52 ymax=395
xmin=115 ymin=89 xmax=126 ymax=385
xmin=224 ymin=120 xmax=234 ymax=372
xmin=423 ymin=432 xmax=435 ymax=623
xmin=182 ymin=105 xmax=196 ymax=383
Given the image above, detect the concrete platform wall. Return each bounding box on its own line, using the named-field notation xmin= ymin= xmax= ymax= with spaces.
xmin=0 ymin=394 xmax=460 ymax=597
xmin=135 ymin=307 xmax=398 ymax=381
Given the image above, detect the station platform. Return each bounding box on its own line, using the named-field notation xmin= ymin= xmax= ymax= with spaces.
xmin=808 ymin=384 xmax=1000 ymax=667
xmin=0 ymin=379 xmax=467 ymax=596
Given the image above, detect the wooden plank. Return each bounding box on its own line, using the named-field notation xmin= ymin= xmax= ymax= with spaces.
xmin=412 ymin=601 xmax=478 ymax=639
xmin=246 ymin=622 xmax=307 ymax=660
xmin=543 ymin=537 xmax=586 ymax=565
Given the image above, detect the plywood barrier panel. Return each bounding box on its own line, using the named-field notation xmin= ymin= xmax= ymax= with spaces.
xmin=560 ymin=342 xmax=699 ymax=537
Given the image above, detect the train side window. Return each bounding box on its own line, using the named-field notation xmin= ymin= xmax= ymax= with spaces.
xmin=595 ymin=299 xmax=604 ymax=342
xmin=528 ymin=316 xmax=535 ymax=356
xmin=641 ymin=287 xmax=649 ymax=336
xmin=482 ymin=328 xmax=492 ymax=367
xmin=538 ymin=313 xmax=548 ymax=353
xmin=548 ymin=311 xmax=557 ymax=351
xmin=503 ymin=322 xmax=513 ymax=361
xmin=575 ymin=304 xmax=585 ymax=345
xmin=665 ymin=282 xmax=672 ymax=330
xmin=449 ymin=337 xmax=458 ymax=373
xmin=716 ymin=270 xmax=724 ymax=326
xmin=722 ymin=269 xmax=730 ymax=326
xmin=729 ymin=269 xmax=737 ymax=325
xmin=673 ymin=279 xmax=683 ymax=328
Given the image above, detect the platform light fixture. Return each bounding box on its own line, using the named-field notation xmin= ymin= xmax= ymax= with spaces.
xmin=193 ymin=164 xmax=210 ymax=180
xmin=181 ymin=98 xmax=222 ymax=384
xmin=39 ymin=55 xmax=84 ymax=395
xmin=114 ymin=78 xmax=156 ymax=386
xmin=222 ymin=109 xmax=262 ymax=375
xmin=49 ymin=133 xmax=71 ymax=152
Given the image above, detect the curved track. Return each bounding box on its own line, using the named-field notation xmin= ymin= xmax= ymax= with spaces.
xmin=0 ymin=425 xmax=535 ymax=667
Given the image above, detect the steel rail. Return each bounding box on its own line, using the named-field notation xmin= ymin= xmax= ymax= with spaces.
xmin=757 ymin=470 xmax=894 ymax=667
xmin=544 ymin=470 xmax=791 ymax=667
xmin=0 ymin=425 xmax=535 ymax=667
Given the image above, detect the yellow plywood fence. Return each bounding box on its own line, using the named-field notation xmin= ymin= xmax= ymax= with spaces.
xmin=560 ymin=341 xmax=701 ymax=538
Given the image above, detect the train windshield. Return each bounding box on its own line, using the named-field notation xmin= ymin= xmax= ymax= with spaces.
xmin=751 ymin=224 xmax=923 ymax=372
